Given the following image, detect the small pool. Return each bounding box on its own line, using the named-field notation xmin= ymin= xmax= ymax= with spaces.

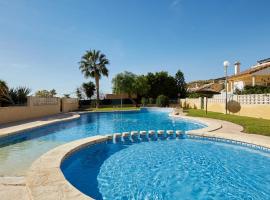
xmin=0 ymin=108 xmax=205 ymax=175
xmin=61 ymin=136 xmax=270 ymax=200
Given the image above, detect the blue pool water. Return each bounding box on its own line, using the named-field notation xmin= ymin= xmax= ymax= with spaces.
xmin=61 ymin=136 xmax=270 ymax=200
xmin=0 ymin=109 xmax=204 ymax=175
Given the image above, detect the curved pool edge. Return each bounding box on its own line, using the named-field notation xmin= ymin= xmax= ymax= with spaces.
xmin=26 ymin=128 xmax=270 ymax=200
xmin=0 ymin=109 xmax=141 ymax=140
xmin=169 ymin=113 xmax=222 ymax=133
xmin=0 ymin=113 xmax=81 ymax=139
xmin=26 ymin=135 xmax=109 ymax=200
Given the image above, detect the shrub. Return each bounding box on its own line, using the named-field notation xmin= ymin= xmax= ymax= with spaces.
xmin=141 ymin=97 xmax=148 ymax=106
xmin=187 ymin=92 xmax=203 ymax=98
xmin=235 ymin=85 xmax=270 ymax=94
xmin=149 ymin=97 xmax=155 ymax=104
xmin=156 ymin=95 xmax=169 ymax=107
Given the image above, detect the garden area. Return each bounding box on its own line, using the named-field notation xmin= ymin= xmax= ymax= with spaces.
xmin=187 ymin=109 xmax=270 ymax=136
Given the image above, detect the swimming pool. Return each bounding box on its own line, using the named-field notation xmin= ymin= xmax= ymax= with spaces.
xmin=0 ymin=108 xmax=205 ymax=175
xmin=61 ymin=135 xmax=270 ymax=200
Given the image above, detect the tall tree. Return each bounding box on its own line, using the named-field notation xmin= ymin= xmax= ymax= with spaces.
xmin=175 ymin=70 xmax=187 ymax=98
xmin=146 ymin=71 xmax=178 ymax=98
xmin=134 ymin=75 xmax=150 ymax=98
xmin=0 ymin=80 xmax=10 ymax=106
xmin=76 ymin=87 xmax=83 ymax=100
xmin=79 ymin=50 xmax=109 ymax=108
xmin=112 ymin=71 xmax=137 ymax=104
xmin=0 ymin=83 xmax=30 ymax=106
xmin=0 ymin=80 xmax=7 ymax=90
xmin=49 ymin=89 xmax=57 ymax=97
xmin=112 ymin=71 xmax=135 ymax=95
xmin=14 ymin=87 xmax=31 ymax=104
xmin=82 ymin=81 xmax=96 ymax=99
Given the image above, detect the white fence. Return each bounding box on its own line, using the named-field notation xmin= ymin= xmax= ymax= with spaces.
xmin=236 ymin=94 xmax=270 ymax=104
xmin=207 ymin=98 xmax=226 ymax=104
xmin=211 ymin=94 xmax=270 ymax=105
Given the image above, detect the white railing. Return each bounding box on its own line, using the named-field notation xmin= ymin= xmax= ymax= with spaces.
xmin=30 ymin=97 xmax=59 ymax=106
xmin=207 ymin=98 xmax=226 ymax=103
xmin=236 ymin=94 xmax=270 ymax=104
xmin=209 ymin=94 xmax=270 ymax=104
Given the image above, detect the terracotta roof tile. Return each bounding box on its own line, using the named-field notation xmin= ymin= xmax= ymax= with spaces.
xmin=229 ymin=62 xmax=270 ymax=79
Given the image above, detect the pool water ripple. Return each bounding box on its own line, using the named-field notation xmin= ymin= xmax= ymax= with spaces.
xmin=0 ymin=109 xmax=204 ymax=175
xmin=62 ymin=138 xmax=270 ymax=200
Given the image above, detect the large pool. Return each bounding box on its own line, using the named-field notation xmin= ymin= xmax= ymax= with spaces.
xmin=61 ymin=136 xmax=270 ymax=200
xmin=0 ymin=108 xmax=204 ymax=175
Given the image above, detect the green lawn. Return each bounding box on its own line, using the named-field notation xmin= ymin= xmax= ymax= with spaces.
xmin=186 ymin=109 xmax=270 ymax=136
xmin=81 ymin=106 xmax=140 ymax=112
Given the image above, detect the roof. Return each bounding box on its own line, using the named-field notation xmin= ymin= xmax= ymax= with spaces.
xmin=257 ymin=58 xmax=270 ymax=64
xmin=188 ymin=82 xmax=223 ymax=93
xmin=195 ymin=88 xmax=221 ymax=95
xmin=228 ymin=61 xmax=270 ymax=79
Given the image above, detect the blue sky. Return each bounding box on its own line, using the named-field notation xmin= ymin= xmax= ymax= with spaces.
xmin=1 ymin=0 xmax=270 ymax=96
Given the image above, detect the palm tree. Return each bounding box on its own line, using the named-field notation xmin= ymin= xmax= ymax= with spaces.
xmin=82 ymin=81 xmax=96 ymax=99
xmin=63 ymin=94 xmax=70 ymax=98
xmin=79 ymin=50 xmax=109 ymax=108
xmin=0 ymin=80 xmax=9 ymax=106
xmin=49 ymin=89 xmax=57 ymax=97
xmin=0 ymin=80 xmax=8 ymax=96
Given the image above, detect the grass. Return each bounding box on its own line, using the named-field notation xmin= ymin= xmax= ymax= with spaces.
xmin=186 ymin=109 xmax=270 ymax=136
xmin=81 ymin=106 xmax=140 ymax=112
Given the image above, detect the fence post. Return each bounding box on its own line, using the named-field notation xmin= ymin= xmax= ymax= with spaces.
xmin=27 ymin=96 xmax=32 ymax=107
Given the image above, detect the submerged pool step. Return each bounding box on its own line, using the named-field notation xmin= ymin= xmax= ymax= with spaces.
xmin=111 ymin=130 xmax=186 ymax=143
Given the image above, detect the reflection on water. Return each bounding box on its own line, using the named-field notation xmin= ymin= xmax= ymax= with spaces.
xmin=0 ymin=110 xmax=204 ymax=176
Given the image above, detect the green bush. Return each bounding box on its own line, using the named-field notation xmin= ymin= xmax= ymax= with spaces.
xmin=149 ymin=97 xmax=155 ymax=104
xmin=156 ymin=95 xmax=169 ymax=107
xmin=187 ymin=92 xmax=202 ymax=98
xmin=141 ymin=97 xmax=148 ymax=106
xmin=235 ymin=85 xmax=270 ymax=94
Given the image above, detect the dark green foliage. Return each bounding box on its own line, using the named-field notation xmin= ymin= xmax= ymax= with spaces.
xmin=149 ymin=97 xmax=155 ymax=104
xmin=112 ymin=71 xmax=136 ymax=96
xmin=146 ymin=71 xmax=178 ymax=98
xmin=111 ymin=70 xmax=187 ymax=102
xmin=82 ymin=81 xmax=96 ymax=99
xmin=187 ymin=92 xmax=202 ymax=98
xmin=0 ymin=82 xmax=31 ymax=106
xmin=79 ymin=49 xmax=109 ymax=108
xmin=0 ymin=80 xmax=10 ymax=105
xmin=175 ymin=70 xmax=187 ymax=98
xmin=134 ymin=75 xmax=150 ymax=97
xmin=156 ymin=95 xmax=169 ymax=107
xmin=112 ymin=72 xmax=150 ymax=100
xmin=50 ymin=89 xmax=57 ymax=97
xmin=141 ymin=97 xmax=148 ymax=106
xmin=76 ymin=88 xmax=83 ymax=100
xmin=235 ymin=85 xmax=270 ymax=94
xmin=12 ymin=87 xmax=31 ymax=104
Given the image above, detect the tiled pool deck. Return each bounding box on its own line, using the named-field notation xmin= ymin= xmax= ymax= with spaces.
xmin=1 ymin=111 xmax=270 ymax=200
